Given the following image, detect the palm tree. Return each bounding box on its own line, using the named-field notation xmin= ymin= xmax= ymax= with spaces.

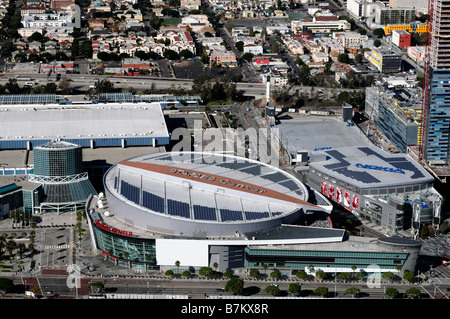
xmin=262 ymin=263 xmax=268 ymax=275
xmin=396 ymin=265 xmax=402 ymax=279
xmin=123 ymin=252 xmax=130 ymax=268
xmin=17 ymin=243 xmax=26 ymax=259
xmin=351 ymin=265 xmax=357 ymax=279
xmin=0 ymin=235 xmax=6 ymax=258
xmin=5 ymin=240 xmax=16 ymax=260
xmin=175 ymin=260 xmax=180 ymax=274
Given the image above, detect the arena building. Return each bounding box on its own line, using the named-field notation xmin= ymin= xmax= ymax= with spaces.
xmin=307 ymin=146 xmax=443 ymax=236
xmin=86 ymin=151 xmax=423 ymax=276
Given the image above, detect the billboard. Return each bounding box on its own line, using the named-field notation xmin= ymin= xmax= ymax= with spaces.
xmin=352 ymin=194 xmax=359 ymax=210
xmin=256 ymin=59 xmax=270 ymax=64
xmin=328 ymin=184 xmax=335 ymax=200
xmin=336 ymin=188 xmax=342 ymax=204
xmin=371 ymin=50 xmax=382 ymax=70
xmin=344 ymin=191 xmax=351 ymax=210
xmin=321 ymin=181 xmax=327 ymax=195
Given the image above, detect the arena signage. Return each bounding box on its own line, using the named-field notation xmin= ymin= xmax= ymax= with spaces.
xmin=169 ymin=168 xmax=217 ymax=181
xmin=169 ymin=168 xmax=267 ymax=194
xmin=94 ymin=220 xmax=133 ymax=237
xmin=355 ymin=163 xmax=405 ymax=174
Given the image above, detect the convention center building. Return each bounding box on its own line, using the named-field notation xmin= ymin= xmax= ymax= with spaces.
xmin=86 ymin=152 xmax=422 ymax=276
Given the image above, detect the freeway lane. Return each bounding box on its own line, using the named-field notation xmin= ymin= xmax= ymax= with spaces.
xmin=0 ymin=73 xmax=362 ymax=98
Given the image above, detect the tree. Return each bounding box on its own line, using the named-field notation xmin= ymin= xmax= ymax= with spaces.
xmin=374 ymin=39 xmax=381 ymax=47
xmin=17 ymin=243 xmax=26 ymax=259
xmin=90 ymin=282 xmax=104 ymax=295
xmin=94 ymin=79 xmax=115 ymax=93
xmin=338 ymin=53 xmax=350 ymax=64
xmin=265 ymin=284 xmax=281 ymax=296
xmin=179 ymin=49 xmax=193 ymax=59
xmin=271 ymin=42 xmax=279 ymax=54
xmin=288 ymin=283 xmax=301 ymax=296
xmin=199 ymin=266 xmax=213 ymax=277
xmin=79 ymin=40 xmax=93 ymax=58
xmin=315 ymin=270 xmax=327 ymax=281
xmin=225 ymin=278 xmax=244 ymax=295
xmin=249 ymin=269 xmax=260 ymax=278
xmin=163 ymin=49 xmax=179 ymax=60
xmin=354 ymin=54 xmax=363 ymax=64
xmin=5 ymin=240 xmax=16 ymax=260
xmin=382 ymin=271 xmax=395 ymax=281
xmin=28 ymin=32 xmax=44 ymax=42
xmin=296 ymin=270 xmax=308 ymax=280
xmin=385 ymin=287 xmax=399 ymax=299
xmin=211 ymin=81 xmax=226 ymax=101
xmin=0 ymin=278 xmax=14 ymax=295
xmin=165 ymin=269 xmax=174 ymax=276
xmin=97 ymin=51 xmax=112 ymax=61
xmin=59 ymin=75 xmax=71 ymax=94
xmin=405 ymin=287 xmax=421 ymax=299
xmin=5 ymin=78 xmax=21 ymax=94
xmin=235 ymin=41 xmax=244 ymax=52
xmin=298 ymin=64 xmax=312 ymax=86
xmin=338 ymin=272 xmax=351 ymax=281
xmin=269 ymin=269 xmax=281 ymax=280
xmin=403 ymin=271 xmax=415 ymax=283
xmin=182 ymin=270 xmax=191 ymax=277
xmin=314 ymin=286 xmax=329 ymax=297
xmin=242 ymin=52 xmax=254 ymax=62
xmin=345 ymin=287 xmax=360 ymax=298
xmin=373 ymin=28 xmax=385 ymax=38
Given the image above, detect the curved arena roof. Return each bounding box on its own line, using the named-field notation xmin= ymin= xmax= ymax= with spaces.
xmin=104 ymin=152 xmax=329 ymax=237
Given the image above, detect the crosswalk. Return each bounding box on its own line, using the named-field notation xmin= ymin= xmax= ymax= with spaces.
xmin=44 ymin=244 xmax=70 ymax=250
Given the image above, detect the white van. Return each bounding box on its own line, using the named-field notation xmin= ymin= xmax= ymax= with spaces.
xmin=25 ymin=82 xmax=35 ymax=86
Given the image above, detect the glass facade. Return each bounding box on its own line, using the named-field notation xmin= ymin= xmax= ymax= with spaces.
xmin=34 ymin=145 xmax=82 ymax=177
xmin=245 ymin=247 xmax=408 ymax=271
xmin=424 ymin=69 xmax=450 ymax=162
xmin=92 ymin=222 xmax=158 ymax=270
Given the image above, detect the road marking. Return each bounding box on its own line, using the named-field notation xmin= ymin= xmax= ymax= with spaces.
xmin=44 ymin=244 xmax=70 ymax=250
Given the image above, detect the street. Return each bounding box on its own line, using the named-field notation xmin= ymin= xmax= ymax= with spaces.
xmin=12 ymin=274 xmax=449 ymax=299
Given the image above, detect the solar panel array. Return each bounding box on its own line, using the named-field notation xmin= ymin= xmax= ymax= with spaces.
xmin=113 ymin=153 xmax=309 ymax=222
xmin=0 ymin=94 xmax=59 ymax=105
xmin=193 ymin=205 xmax=217 ymax=221
xmin=167 ymin=199 xmax=190 ymax=218
xmin=245 ymin=211 xmax=270 ymax=220
xmin=220 ymin=209 xmax=244 ymax=222
xmin=120 ymin=180 xmax=140 ymax=205
xmin=324 ymin=149 xmax=381 ymax=184
xmin=115 ymin=176 xmax=296 ymax=222
xmin=357 ymin=147 xmax=425 ymax=179
xmin=98 ymin=93 xmax=202 ymax=103
xmin=142 ymin=191 xmax=165 ymax=213
xmin=141 ymin=153 xmax=307 ymax=202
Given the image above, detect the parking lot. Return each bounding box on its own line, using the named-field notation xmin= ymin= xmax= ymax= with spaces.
xmin=275 ymin=115 xmax=371 ymax=155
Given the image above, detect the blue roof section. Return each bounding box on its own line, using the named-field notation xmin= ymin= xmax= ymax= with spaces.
xmin=309 ymin=146 xmax=434 ymax=188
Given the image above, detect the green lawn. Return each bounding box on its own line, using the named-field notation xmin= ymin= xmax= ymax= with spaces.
xmin=161 ymin=18 xmax=181 ymax=26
